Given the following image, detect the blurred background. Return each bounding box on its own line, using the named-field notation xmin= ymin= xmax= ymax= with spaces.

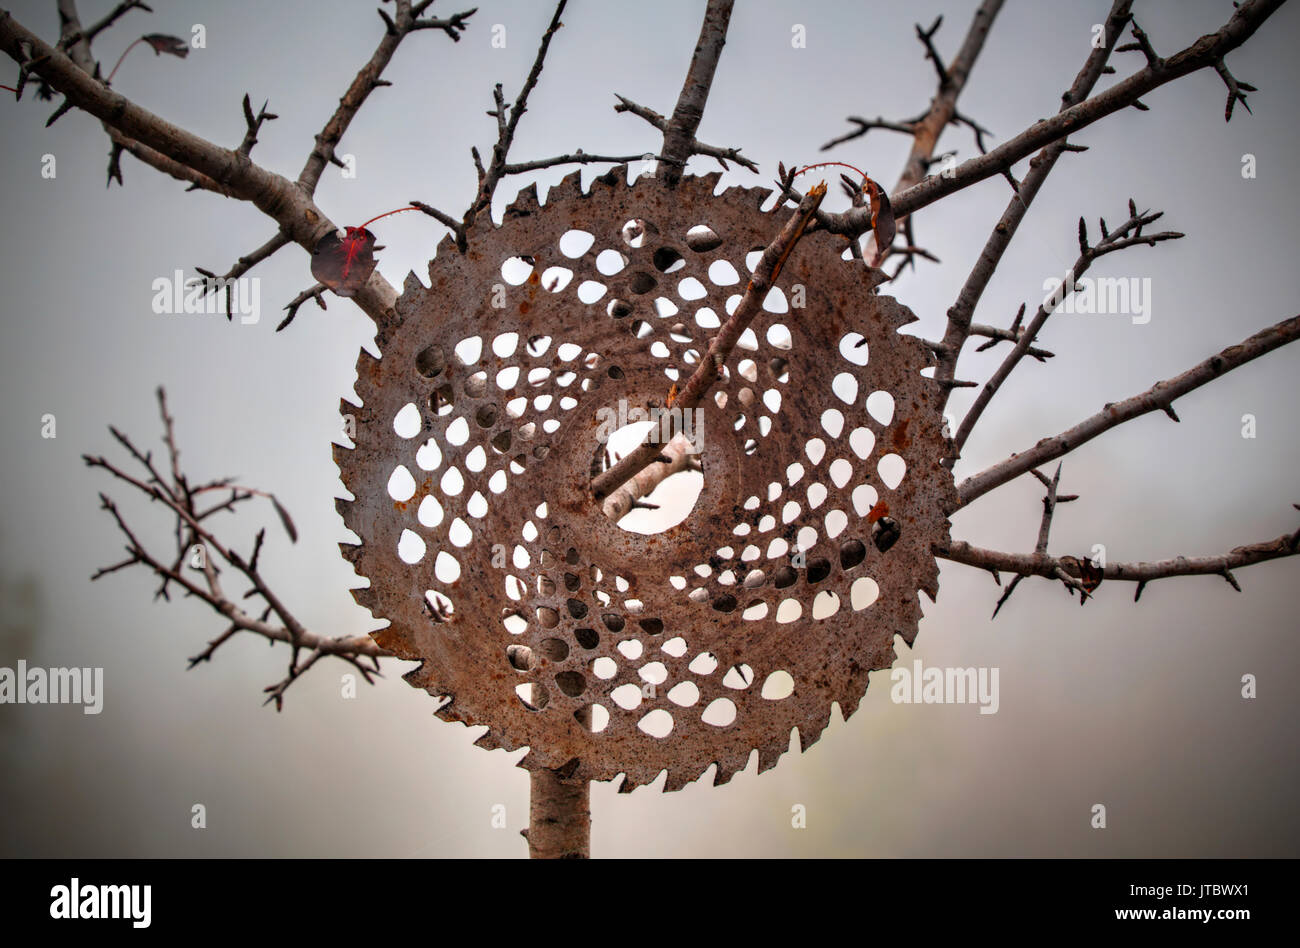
xmin=0 ymin=0 xmax=1296 ymax=857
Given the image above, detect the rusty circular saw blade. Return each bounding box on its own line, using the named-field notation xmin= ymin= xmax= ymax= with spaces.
xmin=335 ymin=169 xmax=957 ymax=792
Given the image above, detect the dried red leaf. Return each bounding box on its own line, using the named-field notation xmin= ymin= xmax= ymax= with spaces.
xmin=866 ymin=500 xmax=890 ymax=524
xmin=867 ymin=180 xmax=895 ymax=252
xmin=142 ymin=34 xmax=190 ymax=58
xmin=311 ymin=227 xmax=378 ymax=297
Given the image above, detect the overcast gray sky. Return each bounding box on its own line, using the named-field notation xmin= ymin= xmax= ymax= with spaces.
xmin=1 ymin=0 xmax=1297 ymax=857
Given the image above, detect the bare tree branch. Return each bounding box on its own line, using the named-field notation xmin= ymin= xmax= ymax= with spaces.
xmin=966 ymin=311 xmax=1055 ymax=362
xmin=952 ymin=201 xmax=1184 ymax=453
xmin=501 ymin=150 xmax=666 ymax=176
xmin=58 ymin=0 xmax=151 ymax=51
xmin=459 ymin=0 xmax=567 ymax=247
xmin=891 ymin=0 xmax=1004 ymax=197
xmin=657 ymin=0 xmax=735 ymax=187
xmin=810 ymin=0 xmax=1282 ymax=241
xmin=83 ymin=389 xmax=390 ymax=708
xmin=195 ymin=230 xmax=293 ymax=319
xmin=298 ymin=0 xmax=477 ymax=194
xmin=1213 ymin=56 xmax=1257 ymax=121
xmin=915 ymin=14 xmax=951 ymax=86
xmin=277 ymin=283 xmax=329 ymax=332
xmin=820 ymin=2 xmax=1004 ymax=267
xmin=238 ymin=93 xmax=277 ymax=157
xmin=957 ymin=314 xmax=1300 ymax=507
xmin=939 ymin=521 xmax=1300 ymax=603
xmin=2 ymin=3 xmax=406 ymax=319
xmin=991 ymin=462 xmax=1078 ymax=615
xmin=819 ymin=113 xmax=922 ymax=152
xmin=613 ymin=93 xmax=757 ymax=175
xmin=601 ymin=433 xmax=700 ymax=523
xmin=931 ymin=0 xmax=1134 ymax=400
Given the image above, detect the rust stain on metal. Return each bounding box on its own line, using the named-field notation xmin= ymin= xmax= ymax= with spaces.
xmin=335 ymin=170 xmax=957 ymax=792
xmin=891 ymin=418 xmax=912 ymax=450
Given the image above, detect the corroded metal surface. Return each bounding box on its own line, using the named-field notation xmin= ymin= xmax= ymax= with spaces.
xmin=335 ymin=169 xmax=956 ymax=791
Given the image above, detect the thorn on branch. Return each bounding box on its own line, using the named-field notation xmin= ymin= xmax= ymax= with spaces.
xmin=1116 ymin=19 xmax=1162 ymax=68
xmin=238 ymin=93 xmax=278 ymax=157
xmin=106 ymin=142 xmax=125 ymax=187
xmin=915 ymin=15 xmax=950 ymax=87
xmin=952 ymin=109 xmax=993 ymax=154
xmin=278 ymin=284 xmax=328 ymax=332
xmin=991 ymin=573 xmax=1024 ymax=618
xmin=1214 ymin=58 xmax=1256 ymax=121
xmin=45 ymin=97 xmax=74 ymax=126
xmin=410 ymin=8 xmax=478 ymax=42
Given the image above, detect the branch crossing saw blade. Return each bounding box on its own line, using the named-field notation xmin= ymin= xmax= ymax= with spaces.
xmin=336 ymin=169 xmax=956 ymax=791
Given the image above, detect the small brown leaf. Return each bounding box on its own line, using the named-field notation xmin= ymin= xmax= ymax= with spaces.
xmin=268 ymin=494 xmax=299 ymax=544
xmin=142 ymin=34 xmax=190 ymax=58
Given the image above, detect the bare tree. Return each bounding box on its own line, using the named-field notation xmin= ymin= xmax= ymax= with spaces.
xmin=4 ymin=0 xmax=1295 ymax=857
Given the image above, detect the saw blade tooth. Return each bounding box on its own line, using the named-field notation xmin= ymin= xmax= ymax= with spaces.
xmin=401 ymin=270 xmax=424 ymax=298
xmin=799 ymin=713 xmax=827 ymax=753
xmin=505 ymin=181 xmax=539 ymax=217
xmin=696 ymin=170 xmax=724 ymax=194
xmin=590 ymin=166 xmax=622 ymax=192
xmin=662 ymin=768 xmax=694 ymax=793
xmin=434 ymin=232 xmax=457 ymax=258
xmin=756 ymin=742 xmax=782 ymax=775
xmin=552 ymin=168 xmax=583 ymax=201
